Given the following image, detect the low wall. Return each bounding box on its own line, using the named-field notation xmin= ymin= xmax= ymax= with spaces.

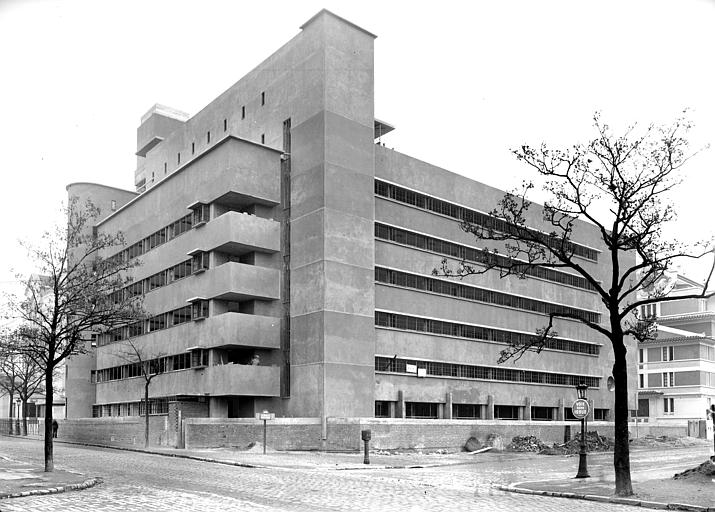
xmin=4 ymin=417 xmax=691 ymax=451
xmin=184 ymin=418 xmax=322 ymax=450
xmin=55 ymin=417 xmax=170 ymax=447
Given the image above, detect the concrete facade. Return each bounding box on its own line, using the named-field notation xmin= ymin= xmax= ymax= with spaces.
xmin=64 ymin=10 xmax=631 ymax=432
xmin=637 ymin=275 xmax=715 ymax=422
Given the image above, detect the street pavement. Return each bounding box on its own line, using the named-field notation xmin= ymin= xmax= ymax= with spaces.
xmin=0 ymin=437 xmax=709 ymax=511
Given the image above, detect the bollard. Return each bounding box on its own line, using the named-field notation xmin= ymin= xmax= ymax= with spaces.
xmin=361 ymin=429 xmax=371 ymax=464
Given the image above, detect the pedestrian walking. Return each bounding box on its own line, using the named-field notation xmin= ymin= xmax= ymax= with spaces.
xmin=52 ymin=419 xmax=58 ymax=438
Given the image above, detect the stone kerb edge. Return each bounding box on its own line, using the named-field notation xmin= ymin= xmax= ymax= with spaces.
xmin=495 ymin=483 xmax=713 ymax=511
xmin=0 ymin=477 xmax=103 ymax=500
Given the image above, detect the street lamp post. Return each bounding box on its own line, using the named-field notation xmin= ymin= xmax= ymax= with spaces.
xmin=574 ymin=383 xmax=590 ymax=479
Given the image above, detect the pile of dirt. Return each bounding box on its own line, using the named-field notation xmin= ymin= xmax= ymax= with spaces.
xmin=508 ymin=435 xmax=549 ymax=452
xmin=673 ymin=457 xmax=715 ymax=481
xmin=540 ymin=431 xmax=614 ymax=455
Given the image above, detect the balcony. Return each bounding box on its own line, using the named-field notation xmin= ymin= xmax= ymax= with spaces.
xmin=96 ymin=364 xmax=280 ymax=403
xmin=200 ymin=211 xmax=280 ymax=254
xmin=95 ymin=312 xmax=280 ymax=368
xmin=205 ymin=262 xmax=280 ymax=301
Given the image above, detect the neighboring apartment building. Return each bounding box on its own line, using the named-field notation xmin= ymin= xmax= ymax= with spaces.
xmin=637 ymin=275 xmax=715 ymax=421
xmin=65 ymin=9 xmax=633 ymax=423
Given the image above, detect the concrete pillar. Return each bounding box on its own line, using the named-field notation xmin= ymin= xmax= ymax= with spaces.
xmin=445 ymin=393 xmax=453 ymax=420
xmin=524 ymin=397 xmax=531 ymax=421
xmin=388 ymin=401 xmax=396 ymax=418
xmin=587 ymin=399 xmax=595 ymax=422
xmin=396 ymin=390 xmax=405 ymax=419
xmin=486 ymin=395 xmax=494 ymax=420
xmin=437 ymin=403 xmax=444 ymax=419
xmin=557 ymin=398 xmax=565 ymax=421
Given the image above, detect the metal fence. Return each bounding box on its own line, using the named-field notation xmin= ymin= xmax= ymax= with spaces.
xmin=0 ymin=418 xmax=43 ymax=437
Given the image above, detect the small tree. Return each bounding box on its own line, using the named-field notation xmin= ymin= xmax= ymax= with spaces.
xmin=120 ymin=339 xmax=164 ymax=448
xmin=0 ymin=334 xmax=45 ymax=435
xmin=7 ymin=199 xmax=143 ymax=472
xmin=0 ymin=341 xmax=18 ymax=434
xmin=435 ymin=113 xmax=713 ymax=496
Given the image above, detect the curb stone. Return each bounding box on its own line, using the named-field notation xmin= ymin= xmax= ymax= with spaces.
xmin=497 ymin=483 xmax=706 ymax=511
xmin=0 ymin=477 xmax=103 ymax=500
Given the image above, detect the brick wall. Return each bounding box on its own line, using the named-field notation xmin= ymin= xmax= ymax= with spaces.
xmin=55 ymin=417 xmax=169 ymax=447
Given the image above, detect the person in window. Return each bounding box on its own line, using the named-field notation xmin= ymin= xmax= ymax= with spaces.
xmin=52 ymin=419 xmax=58 ymax=438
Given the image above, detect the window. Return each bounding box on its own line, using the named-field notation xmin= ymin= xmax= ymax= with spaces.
xmin=164 ymin=162 xmax=167 ymax=174
xmin=241 ymin=105 xmax=245 ymax=119
xmin=375 ymin=401 xmax=390 ymax=418
xmin=261 ymin=91 xmax=265 ymax=106
xmin=531 ymin=406 xmax=554 ymax=421
xmin=494 ymin=405 xmax=520 ymax=420
xmin=111 ymin=200 xmax=117 ymax=211
xmin=177 ymin=152 xmax=181 ymax=165
xmin=639 ymin=348 xmax=644 ymax=363
xmin=190 ymin=348 xmax=209 ymax=368
xmin=639 ymin=373 xmax=644 ymax=388
xmin=453 ymin=404 xmax=481 ymax=419
xmin=191 ymin=251 xmax=209 ymax=274
xmin=594 ymin=408 xmax=609 ymax=421
xmin=192 ymin=142 xmax=195 ymax=155
xmin=663 ymin=372 xmax=674 ymax=387
xmin=191 ymin=299 xmax=209 ymax=320
xmin=640 ymin=303 xmax=658 ymax=319
xmin=664 ymin=397 xmax=675 ymax=414
xmin=224 ymin=119 xmax=227 ymax=132
xmin=171 ymin=306 xmax=192 ymax=326
xmin=261 ymin=134 xmax=265 ymax=144
xmin=406 ymin=402 xmax=438 ymax=419
xmin=662 ymin=346 xmax=674 ymax=361
xmin=190 ymin=203 xmax=210 ymax=225
xmin=151 ymin=171 xmax=155 ymax=182
xmin=207 ymin=131 xmax=211 ymax=144
xmin=148 ymin=314 xmax=166 ymax=332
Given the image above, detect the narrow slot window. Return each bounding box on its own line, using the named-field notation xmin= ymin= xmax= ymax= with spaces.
xmin=224 ymin=119 xmax=227 ymax=132
xmin=241 ymin=106 xmax=245 ymax=119
xmin=192 ymin=142 xmax=195 ymax=155
xmin=261 ymin=91 xmax=265 ymax=106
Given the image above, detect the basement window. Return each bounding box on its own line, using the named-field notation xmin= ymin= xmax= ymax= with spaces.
xmin=531 ymin=406 xmax=554 ymax=421
xmin=494 ymin=405 xmax=520 ymax=420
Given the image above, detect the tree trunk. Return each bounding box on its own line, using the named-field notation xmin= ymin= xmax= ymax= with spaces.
xmin=43 ymin=366 xmax=54 ymax=472
xmin=612 ymin=335 xmax=633 ymax=496
xmin=144 ymin=381 xmax=150 ymax=448
xmin=21 ymin=398 xmax=28 ymax=436
xmin=8 ymin=390 xmax=14 ymax=435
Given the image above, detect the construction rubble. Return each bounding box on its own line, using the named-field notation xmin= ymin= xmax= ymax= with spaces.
xmin=509 ymin=431 xmax=614 ymax=455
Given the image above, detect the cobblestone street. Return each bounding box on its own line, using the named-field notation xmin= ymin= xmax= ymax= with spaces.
xmin=3 ymin=437 xmax=701 ymax=511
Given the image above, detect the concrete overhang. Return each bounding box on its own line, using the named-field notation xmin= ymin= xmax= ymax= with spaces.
xmin=374 ymin=119 xmax=395 ymax=139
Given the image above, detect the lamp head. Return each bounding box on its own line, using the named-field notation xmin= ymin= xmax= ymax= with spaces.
xmin=576 ymin=383 xmax=588 ymax=399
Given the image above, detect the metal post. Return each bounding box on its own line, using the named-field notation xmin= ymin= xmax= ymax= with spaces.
xmin=263 ymin=419 xmax=267 ymax=455
xmin=576 ymin=416 xmax=589 ymax=478
xmin=363 ymin=438 xmax=370 ymax=464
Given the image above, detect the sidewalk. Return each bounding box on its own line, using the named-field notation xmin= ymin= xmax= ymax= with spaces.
xmin=498 ymin=448 xmax=715 ymax=511
xmin=0 ymin=454 xmax=101 ymax=499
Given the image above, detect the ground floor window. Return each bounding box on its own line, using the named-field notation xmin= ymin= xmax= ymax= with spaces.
xmin=452 ymin=403 xmax=481 ymax=419
xmin=531 ymin=406 xmax=554 ymax=421
xmin=406 ymin=402 xmax=439 ymax=419
xmin=564 ymin=407 xmax=579 ymax=421
xmin=375 ymin=401 xmax=391 ymax=418
xmin=593 ymin=408 xmax=609 ymax=421
xmin=664 ymin=397 xmax=675 ymax=414
xmin=494 ymin=405 xmax=520 ymax=420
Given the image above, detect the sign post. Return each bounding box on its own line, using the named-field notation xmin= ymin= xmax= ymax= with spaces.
xmin=255 ymin=410 xmax=275 ymax=454
xmin=573 ymin=384 xmax=590 ymax=479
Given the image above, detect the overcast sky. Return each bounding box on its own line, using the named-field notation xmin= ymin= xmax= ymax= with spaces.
xmin=1 ymin=0 xmax=714 ymax=296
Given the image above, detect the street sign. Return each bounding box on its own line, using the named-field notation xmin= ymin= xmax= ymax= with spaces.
xmin=256 ymin=412 xmax=275 ymax=420
xmin=572 ymin=399 xmax=590 ymax=419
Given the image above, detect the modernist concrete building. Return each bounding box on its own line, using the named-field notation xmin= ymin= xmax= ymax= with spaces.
xmin=65 ymin=10 xmax=631 ymax=424
xmin=637 ymin=276 xmax=715 ymax=422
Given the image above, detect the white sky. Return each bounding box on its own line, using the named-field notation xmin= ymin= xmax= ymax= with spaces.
xmin=1 ymin=0 xmax=714 ymax=296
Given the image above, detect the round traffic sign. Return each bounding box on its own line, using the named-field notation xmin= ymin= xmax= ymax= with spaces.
xmin=572 ymin=399 xmax=589 ymax=419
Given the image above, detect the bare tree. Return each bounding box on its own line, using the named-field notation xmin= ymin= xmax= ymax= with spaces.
xmin=6 ymin=199 xmax=143 ymax=472
xmin=119 ymin=339 xmax=164 ymax=448
xmin=0 ymin=334 xmax=45 ymax=435
xmin=435 ymin=113 xmax=714 ymax=496
xmin=0 ymin=341 xmax=18 ymax=434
